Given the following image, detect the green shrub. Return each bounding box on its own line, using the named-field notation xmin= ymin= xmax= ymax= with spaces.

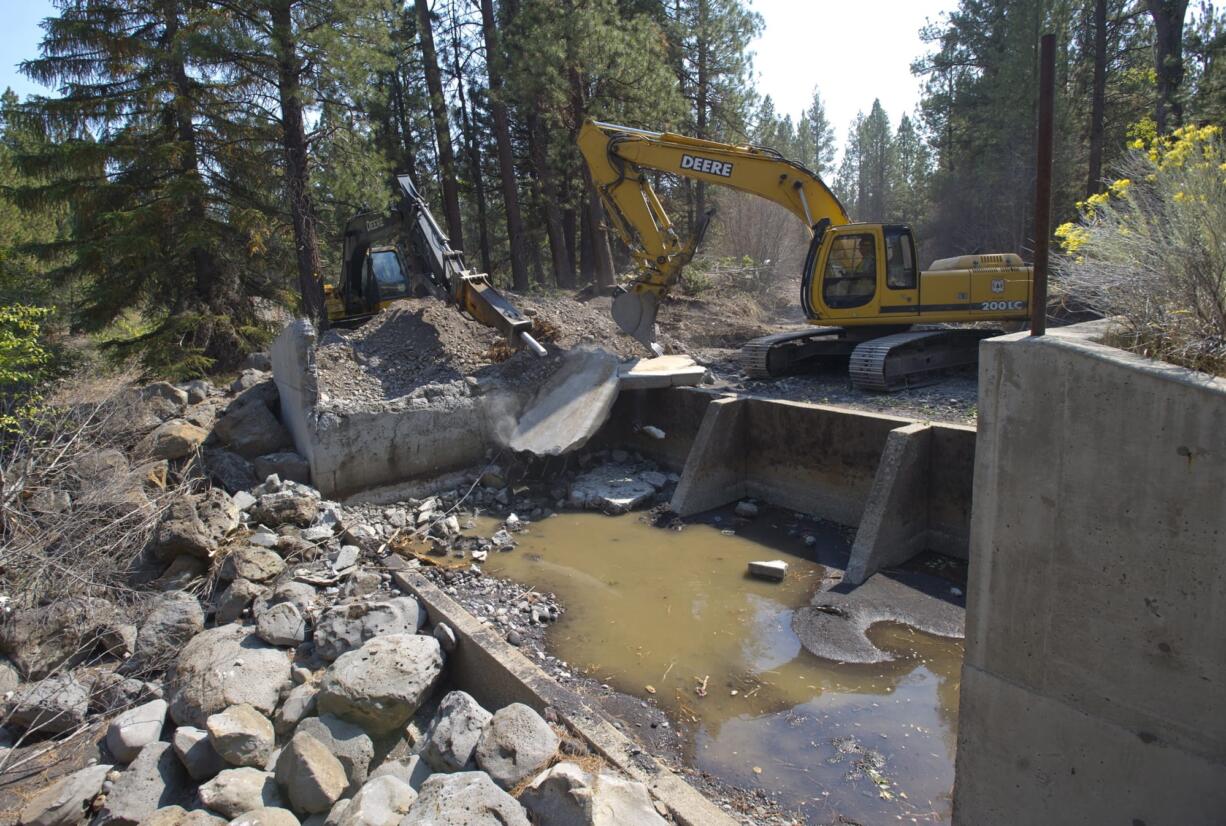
xmin=0 ymin=304 xmax=51 ymax=433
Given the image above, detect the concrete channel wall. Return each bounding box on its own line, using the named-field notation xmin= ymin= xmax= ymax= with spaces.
xmin=604 ymin=387 xmax=977 ymax=576
xmin=953 ymin=320 xmax=1226 ymax=825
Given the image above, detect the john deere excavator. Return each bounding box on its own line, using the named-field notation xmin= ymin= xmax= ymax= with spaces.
xmin=577 ymin=120 xmax=1033 ymax=390
xmin=325 ymin=174 xmax=545 ymax=356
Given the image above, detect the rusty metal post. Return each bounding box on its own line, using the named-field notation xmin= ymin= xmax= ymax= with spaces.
xmin=1031 ymin=33 xmax=1055 ymax=336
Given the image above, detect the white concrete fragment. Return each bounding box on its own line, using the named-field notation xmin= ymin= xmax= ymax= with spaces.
xmin=501 ymin=349 xmax=620 ymax=457
xmin=747 ymin=560 xmax=788 ymax=581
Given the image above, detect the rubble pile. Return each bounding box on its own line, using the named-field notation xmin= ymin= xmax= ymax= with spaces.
xmin=0 ymin=363 xmax=685 ymax=826
xmin=314 ymin=295 xmax=648 ymax=408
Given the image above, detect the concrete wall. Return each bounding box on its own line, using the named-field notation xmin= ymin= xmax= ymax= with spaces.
xmin=953 ymin=320 xmax=1226 ymax=826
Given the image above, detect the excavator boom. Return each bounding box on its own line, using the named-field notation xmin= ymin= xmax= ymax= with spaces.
xmin=577 ymin=120 xmax=848 ymax=345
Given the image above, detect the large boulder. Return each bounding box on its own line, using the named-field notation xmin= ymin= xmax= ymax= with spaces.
xmin=17 ymin=763 xmax=111 ymax=826
xmin=205 ymin=449 xmax=259 ymax=494
xmin=121 ymin=591 xmax=205 ymax=676
xmin=152 ymin=490 xmax=240 ymax=560
xmin=368 ymin=756 xmax=431 ymax=792
xmin=142 ymin=419 xmax=208 ymax=461
xmin=333 ymin=775 xmax=416 ymax=826
xmin=105 ymin=698 xmax=169 ymax=763
xmin=95 ymin=741 xmax=193 ymax=826
xmin=227 ymin=808 xmax=299 ymax=826
xmin=143 ymin=382 xmax=190 ymax=408
xmin=316 ymin=635 xmax=443 ymax=735
xmin=256 ymin=602 xmax=306 ymax=647
xmin=173 ymin=725 xmax=227 ymax=782
xmin=422 ymin=691 xmax=491 ymax=773
xmin=7 ymin=672 xmax=89 ymax=735
xmin=249 ymin=492 xmax=317 ymax=529
xmin=274 ymin=731 xmax=348 ymax=815
xmin=294 ymin=714 xmax=373 ymax=792
xmin=208 ymin=703 xmax=275 ymax=768
xmin=167 ymin=625 xmax=291 ymax=727
xmin=274 ymin=683 xmax=317 ymax=736
xmin=313 ymin=598 xmax=424 ymax=662
xmin=400 ymin=772 xmax=529 ymax=826
xmin=474 ymin=704 xmax=559 ymax=790
xmin=214 ymin=401 xmax=292 ymax=460
xmin=215 ymin=579 xmax=269 ymax=625
xmin=200 ymin=768 xmax=285 ymax=819
xmin=0 ymin=597 xmax=131 ymax=679
xmin=219 ymin=547 xmax=285 ymax=584
xmin=519 ymin=762 xmax=669 ymax=826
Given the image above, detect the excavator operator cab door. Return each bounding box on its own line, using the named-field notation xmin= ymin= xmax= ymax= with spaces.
xmin=807 ymin=224 xmax=919 ymax=323
xmin=363 ymin=247 xmax=410 ymax=312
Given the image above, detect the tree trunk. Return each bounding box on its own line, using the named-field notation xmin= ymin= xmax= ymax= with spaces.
xmin=1087 ymin=0 xmax=1108 ymax=195
xmin=527 ymin=110 xmax=575 ymax=287
xmin=271 ymin=0 xmax=324 ymax=327
xmin=389 ymin=68 xmax=420 ymax=182
xmin=1147 ymin=0 xmax=1190 ymax=133
xmin=694 ymin=0 xmax=709 ymax=228
xmin=479 ymin=0 xmax=529 ymax=291
xmin=579 ymin=199 xmax=593 ymax=284
xmin=586 ymin=181 xmax=614 ymax=289
xmin=415 ymin=0 xmax=465 ymax=250
xmin=449 ymin=4 xmax=493 ymax=274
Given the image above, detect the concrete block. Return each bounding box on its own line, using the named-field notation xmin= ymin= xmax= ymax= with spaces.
xmin=747 ymin=560 xmax=787 ymax=581
xmin=618 ymin=356 xmax=708 ymax=390
xmin=669 ymin=397 xmax=748 ymax=517
xmin=845 ymin=422 xmax=933 ymax=585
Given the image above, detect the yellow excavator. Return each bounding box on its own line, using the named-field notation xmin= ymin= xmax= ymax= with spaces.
xmin=325 ymin=174 xmax=545 ymax=356
xmin=577 ymin=120 xmax=1033 ymax=390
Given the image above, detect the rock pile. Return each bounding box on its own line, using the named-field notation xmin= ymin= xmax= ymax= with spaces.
xmin=5 ymin=361 xmax=678 ymax=826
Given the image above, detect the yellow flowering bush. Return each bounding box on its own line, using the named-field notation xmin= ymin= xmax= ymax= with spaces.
xmin=1055 ymin=123 xmax=1226 ymax=373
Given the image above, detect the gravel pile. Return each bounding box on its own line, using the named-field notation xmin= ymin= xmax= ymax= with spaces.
xmin=314 ymin=295 xmax=646 ymax=408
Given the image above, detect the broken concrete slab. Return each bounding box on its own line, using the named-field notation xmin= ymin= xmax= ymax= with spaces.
xmin=617 ymin=355 xmax=708 ymax=390
xmin=747 ymin=560 xmax=787 ymax=581
xmin=568 ymin=464 xmax=657 ymax=514
xmin=500 ymin=349 xmax=620 ymax=457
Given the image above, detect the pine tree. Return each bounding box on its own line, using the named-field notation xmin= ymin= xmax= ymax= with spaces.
xmin=803 ymin=88 xmax=837 ymax=174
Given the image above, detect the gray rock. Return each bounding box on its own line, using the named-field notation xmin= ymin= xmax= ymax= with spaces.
xmin=254 ymin=581 xmax=320 ymax=622
xmin=105 ymin=698 xmax=168 ymax=763
xmin=143 ymin=382 xmax=190 ymax=408
xmin=220 ymin=547 xmax=286 ymax=584
xmin=338 ymin=570 xmax=381 ymax=601
xmin=7 ymin=672 xmax=89 ymax=735
xmin=241 ymin=353 xmax=272 ymax=372
xmin=167 ymin=625 xmax=291 ymax=727
xmin=250 ymin=492 xmax=317 ymax=529
xmin=422 ymin=691 xmax=491 ymax=772
xmin=295 ymin=714 xmax=373 ymax=791
xmin=400 ymin=772 xmax=529 ymax=826
xmin=368 ymin=756 xmax=431 ymax=792
xmin=144 ymin=805 xmax=228 ymax=826
xmin=474 ymin=703 xmax=559 ymax=790
xmin=0 ymin=597 xmax=130 ymax=679
xmin=640 ymin=470 xmax=668 ymax=490
xmin=313 ymin=598 xmax=424 ymax=662
xmin=316 ymin=635 xmax=443 ymax=735
xmin=253 ymin=453 xmax=310 ymax=486
xmin=0 ymin=657 xmax=19 ymax=695
xmin=322 ymin=799 xmax=350 ymax=826
xmin=208 ymin=703 xmax=275 ymax=768
xmin=257 ymin=602 xmax=306 ymax=647
xmin=274 ymin=683 xmax=318 ymax=735
xmin=206 ymin=450 xmax=260 ymax=494
xmin=216 ymin=579 xmax=269 ymax=624
xmin=227 ymin=808 xmax=300 ymax=826
xmin=274 ymin=731 xmax=348 ymax=815
xmin=141 ymin=419 xmax=207 ymax=461
xmin=16 ymin=762 xmax=111 ymax=826
xmin=173 ymin=725 xmax=227 ymax=781
xmin=122 ymin=591 xmax=205 ymax=675
xmin=185 ymin=379 xmax=215 ymax=405
xmin=95 ymin=741 xmax=192 ymax=826
xmin=520 ymin=762 xmax=668 ymax=826
xmin=156 ymin=556 xmax=209 ymax=591
xmin=152 ymin=491 xmax=239 ymax=561
xmin=200 ymin=768 xmax=285 ymax=819
xmin=334 ymin=775 xmax=416 ymax=826
xmin=90 ymin=674 xmax=157 ymax=716
xmin=734 ymin=500 xmax=760 ymax=519
xmin=215 ymin=400 xmax=292 ymax=459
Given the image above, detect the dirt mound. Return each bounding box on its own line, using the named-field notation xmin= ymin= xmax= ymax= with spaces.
xmin=315 ymin=294 xmax=646 ymax=406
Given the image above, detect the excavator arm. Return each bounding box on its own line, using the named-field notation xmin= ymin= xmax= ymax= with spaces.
xmin=577 ymin=120 xmax=849 ymax=345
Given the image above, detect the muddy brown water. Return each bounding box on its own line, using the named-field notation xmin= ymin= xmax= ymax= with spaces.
xmin=480 ymin=511 xmax=964 ymax=825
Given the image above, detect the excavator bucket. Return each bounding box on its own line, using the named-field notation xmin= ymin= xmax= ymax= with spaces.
xmin=612 ymin=289 xmax=660 ymax=350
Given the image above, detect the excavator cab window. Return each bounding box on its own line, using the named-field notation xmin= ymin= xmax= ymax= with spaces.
xmin=822 ymin=233 xmax=877 ymax=309
xmin=367 ymin=249 xmax=409 ymax=303
xmin=884 ymin=226 xmax=917 ymax=289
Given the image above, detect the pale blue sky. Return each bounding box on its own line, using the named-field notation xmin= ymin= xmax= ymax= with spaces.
xmin=1 ymin=0 xmax=953 ymax=140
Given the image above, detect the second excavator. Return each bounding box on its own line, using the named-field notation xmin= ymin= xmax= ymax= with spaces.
xmin=577 ymin=120 xmax=1033 ymax=390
